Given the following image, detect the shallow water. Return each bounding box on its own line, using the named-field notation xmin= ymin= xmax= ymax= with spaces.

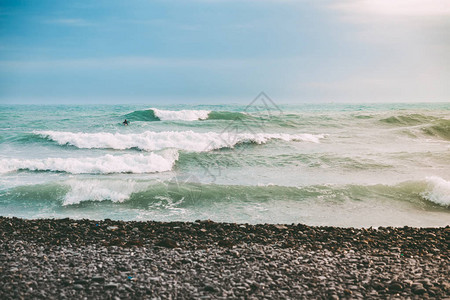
xmin=0 ymin=102 xmax=449 ymax=227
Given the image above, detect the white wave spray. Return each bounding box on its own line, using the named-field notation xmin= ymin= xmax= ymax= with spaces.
xmin=151 ymin=108 xmax=211 ymax=121
xmin=0 ymin=150 xmax=178 ymax=174
xmin=63 ymin=179 xmax=150 ymax=205
xmin=35 ymin=130 xmax=326 ymax=152
xmin=421 ymin=176 xmax=450 ymax=207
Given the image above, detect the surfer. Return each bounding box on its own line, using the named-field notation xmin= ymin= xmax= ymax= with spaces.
xmin=123 ymin=119 xmax=129 ymax=126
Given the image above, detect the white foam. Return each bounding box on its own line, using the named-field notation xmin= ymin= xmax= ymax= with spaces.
xmin=63 ymin=179 xmax=150 ymax=205
xmin=151 ymin=108 xmax=211 ymax=121
xmin=35 ymin=130 xmax=326 ymax=152
xmin=421 ymin=176 xmax=450 ymax=207
xmin=0 ymin=150 xmax=178 ymax=174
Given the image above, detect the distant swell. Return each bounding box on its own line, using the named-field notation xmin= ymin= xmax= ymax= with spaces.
xmin=379 ymin=114 xmax=450 ymax=141
xmin=34 ymin=130 xmax=326 ymax=152
xmin=207 ymin=111 xmax=250 ymax=121
xmin=0 ymin=150 xmax=178 ymax=174
xmin=422 ymin=120 xmax=450 ymax=141
xmin=380 ymin=114 xmax=438 ymax=126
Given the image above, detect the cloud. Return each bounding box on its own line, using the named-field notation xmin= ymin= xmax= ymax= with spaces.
xmin=299 ymin=59 xmax=450 ymax=102
xmin=0 ymin=56 xmax=265 ymax=71
xmin=326 ymin=0 xmax=450 ymax=56
xmin=44 ymin=18 xmax=92 ymax=26
xmin=330 ymin=0 xmax=450 ymax=18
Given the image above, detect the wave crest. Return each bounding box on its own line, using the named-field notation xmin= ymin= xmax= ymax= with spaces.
xmin=151 ymin=108 xmax=210 ymax=121
xmin=421 ymin=176 xmax=450 ymax=207
xmin=64 ymin=179 xmax=151 ymax=205
xmin=124 ymin=109 xmax=159 ymax=121
xmin=125 ymin=108 xmax=211 ymax=121
xmin=34 ymin=130 xmax=326 ymax=152
xmin=0 ymin=150 xmax=178 ymax=174
xmin=124 ymin=108 xmax=252 ymax=122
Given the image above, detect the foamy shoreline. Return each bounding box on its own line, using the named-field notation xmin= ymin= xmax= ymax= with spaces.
xmin=1 ymin=217 xmax=448 ymax=299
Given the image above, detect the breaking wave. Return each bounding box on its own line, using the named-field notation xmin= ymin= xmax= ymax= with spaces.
xmin=63 ymin=179 xmax=151 ymax=205
xmin=0 ymin=150 xmax=178 ymax=174
xmin=2 ymin=177 xmax=449 ymax=209
xmin=421 ymin=176 xmax=450 ymax=207
xmin=151 ymin=108 xmax=210 ymax=121
xmin=34 ymin=130 xmax=326 ymax=152
xmin=125 ymin=108 xmax=210 ymax=121
xmin=124 ymin=109 xmax=159 ymax=121
xmin=124 ymin=108 xmax=251 ymax=122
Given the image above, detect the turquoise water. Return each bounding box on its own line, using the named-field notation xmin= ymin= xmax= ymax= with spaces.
xmin=0 ymin=102 xmax=449 ymax=227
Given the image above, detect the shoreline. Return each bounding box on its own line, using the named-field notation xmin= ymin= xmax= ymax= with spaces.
xmin=1 ymin=217 xmax=449 ymax=299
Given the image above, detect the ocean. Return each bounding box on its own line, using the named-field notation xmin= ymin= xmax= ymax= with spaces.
xmin=0 ymin=101 xmax=449 ymax=227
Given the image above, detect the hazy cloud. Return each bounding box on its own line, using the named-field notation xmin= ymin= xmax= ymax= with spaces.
xmin=0 ymin=56 xmax=268 ymax=70
xmin=44 ymin=18 xmax=92 ymax=26
xmin=330 ymin=0 xmax=450 ymax=20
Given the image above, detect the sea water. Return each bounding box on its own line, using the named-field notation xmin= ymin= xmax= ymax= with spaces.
xmin=0 ymin=102 xmax=449 ymax=227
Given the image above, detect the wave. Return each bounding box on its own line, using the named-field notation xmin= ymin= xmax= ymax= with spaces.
xmin=421 ymin=120 xmax=450 ymax=141
xmin=379 ymin=114 xmax=450 ymax=141
xmin=380 ymin=114 xmax=439 ymax=126
xmin=64 ymin=179 xmax=152 ymax=205
xmin=421 ymin=176 xmax=450 ymax=207
xmin=2 ymin=177 xmax=449 ymax=209
xmin=124 ymin=108 xmax=251 ymax=122
xmin=125 ymin=108 xmax=210 ymax=121
xmin=124 ymin=109 xmax=159 ymax=121
xmin=207 ymin=111 xmax=250 ymax=121
xmin=0 ymin=150 xmax=178 ymax=174
xmin=151 ymin=108 xmax=210 ymax=121
xmin=34 ymin=130 xmax=326 ymax=152
xmin=178 ymin=152 xmax=392 ymax=170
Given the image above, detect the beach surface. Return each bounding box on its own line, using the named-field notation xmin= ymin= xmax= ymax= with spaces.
xmin=1 ymin=217 xmax=448 ymax=299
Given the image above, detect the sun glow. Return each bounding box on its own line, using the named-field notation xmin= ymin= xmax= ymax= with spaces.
xmin=333 ymin=0 xmax=450 ymax=16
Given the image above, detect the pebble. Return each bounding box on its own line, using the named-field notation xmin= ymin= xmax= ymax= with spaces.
xmin=91 ymin=276 xmax=105 ymax=283
xmin=203 ymin=285 xmax=216 ymax=292
xmin=389 ymin=282 xmax=403 ymax=292
xmin=0 ymin=217 xmax=448 ymax=299
xmin=104 ymin=283 xmax=118 ymax=289
xmin=156 ymin=238 xmax=178 ymax=248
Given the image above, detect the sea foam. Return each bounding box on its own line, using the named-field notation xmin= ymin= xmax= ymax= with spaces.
xmin=151 ymin=108 xmax=211 ymax=121
xmin=63 ymin=179 xmax=149 ymax=205
xmin=35 ymin=130 xmax=326 ymax=152
xmin=0 ymin=150 xmax=178 ymax=174
xmin=421 ymin=176 xmax=450 ymax=207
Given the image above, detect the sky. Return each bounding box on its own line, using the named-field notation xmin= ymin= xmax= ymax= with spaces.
xmin=0 ymin=0 xmax=449 ymax=104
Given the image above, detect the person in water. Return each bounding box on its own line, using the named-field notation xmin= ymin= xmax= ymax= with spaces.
xmin=123 ymin=119 xmax=129 ymax=126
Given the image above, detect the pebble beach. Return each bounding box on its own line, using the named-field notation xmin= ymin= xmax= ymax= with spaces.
xmin=1 ymin=217 xmax=448 ymax=299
